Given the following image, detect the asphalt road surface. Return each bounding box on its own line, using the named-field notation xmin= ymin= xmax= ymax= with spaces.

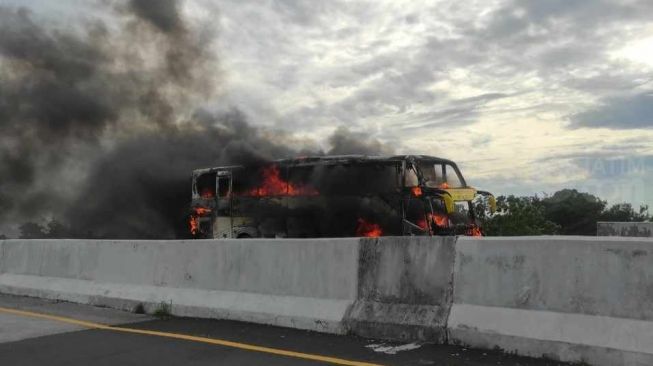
xmin=0 ymin=294 xmax=571 ymax=366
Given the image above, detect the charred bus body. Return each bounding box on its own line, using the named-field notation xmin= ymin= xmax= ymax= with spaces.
xmin=189 ymin=155 xmax=495 ymax=239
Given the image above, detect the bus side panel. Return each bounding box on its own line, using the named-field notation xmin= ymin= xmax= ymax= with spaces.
xmin=231 ymin=196 xmax=288 ymax=238
xmin=286 ymin=194 xmax=402 ymax=237
xmin=213 ymin=216 xmax=232 ymax=238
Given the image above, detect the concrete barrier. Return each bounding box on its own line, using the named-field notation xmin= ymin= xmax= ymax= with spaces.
xmin=0 ymin=237 xmax=455 ymax=340
xmin=0 ymin=238 xmax=360 ymax=333
xmin=597 ymin=222 xmax=653 ymax=237
xmin=448 ymin=236 xmax=653 ymax=366
xmin=4 ymin=235 xmax=653 ymax=365
xmin=344 ymin=236 xmax=455 ymax=342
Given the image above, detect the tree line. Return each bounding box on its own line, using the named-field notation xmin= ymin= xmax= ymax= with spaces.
xmin=476 ymin=189 xmax=651 ymax=236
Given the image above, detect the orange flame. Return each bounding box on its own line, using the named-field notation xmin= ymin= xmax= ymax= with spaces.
xmin=189 ymin=207 xmax=211 ymax=236
xmin=430 ymin=213 xmax=449 ymax=227
xmin=411 ymin=186 xmax=422 ymax=196
xmin=193 ymin=207 xmax=212 ymax=216
xmin=467 ymin=225 xmax=483 ymax=237
xmin=356 ymin=218 xmax=383 ymax=237
xmin=189 ymin=215 xmax=199 ymax=235
xmin=415 ymin=213 xmax=450 ymax=233
xmin=246 ymin=165 xmax=318 ymax=196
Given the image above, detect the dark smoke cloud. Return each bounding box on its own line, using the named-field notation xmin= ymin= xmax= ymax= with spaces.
xmin=129 ymin=0 xmax=183 ymax=33
xmin=327 ymin=126 xmax=394 ymax=156
xmin=126 ymin=0 xmax=210 ymax=88
xmin=0 ymin=8 xmax=113 ymax=141
xmin=66 ymin=111 xmax=295 ymax=239
xmin=0 ymin=1 xmax=214 ymax=236
xmin=0 ymin=6 xmax=116 ymax=227
xmin=0 ymin=2 xmax=393 ymax=239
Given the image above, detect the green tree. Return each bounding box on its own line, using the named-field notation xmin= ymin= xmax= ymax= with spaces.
xmin=477 ymin=189 xmax=651 ymax=236
xmin=600 ymin=203 xmax=649 ymax=222
xmin=480 ymin=195 xmax=560 ymax=236
xmin=541 ymin=189 xmax=606 ymax=235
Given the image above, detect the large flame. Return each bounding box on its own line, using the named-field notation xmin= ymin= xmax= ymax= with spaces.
xmin=246 ymin=165 xmax=318 ymax=196
xmin=356 ymin=218 xmax=383 ymax=237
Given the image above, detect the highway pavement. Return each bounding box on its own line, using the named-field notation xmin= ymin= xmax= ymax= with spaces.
xmin=0 ymin=294 xmax=571 ymax=366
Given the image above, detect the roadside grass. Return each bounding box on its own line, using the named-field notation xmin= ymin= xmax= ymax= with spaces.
xmin=152 ymin=301 xmax=173 ymax=319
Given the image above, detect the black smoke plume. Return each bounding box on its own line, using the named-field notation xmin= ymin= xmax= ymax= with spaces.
xmin=66 ymin=111 xmax=297 ymax=239
xmin=0 ymin=2 xmax=392 ymax=239
xmin=327 ymin=127 xmax=394 ymax=156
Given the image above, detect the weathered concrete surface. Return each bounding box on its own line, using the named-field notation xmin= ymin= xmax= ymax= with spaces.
xmin=0 ymin=238 xmax=360 ymax=333
xmin=6 ymin=235 xmax=653 ymax=365
xmin=0 ymin=237 xmax=457 ymax=342
xmin=0 ymin=293 xmax=150 ymax=344
xmin=448 ymin=236 xmax=653 ymax=366
xmin=597 ymin=222 xmax=653 ymax=237
xmin=344 ymin=236 xmax=455 ymax=342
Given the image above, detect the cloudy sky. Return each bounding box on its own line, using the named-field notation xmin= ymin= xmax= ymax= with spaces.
xmin=6 ymin=0 xmax=653 ymax=208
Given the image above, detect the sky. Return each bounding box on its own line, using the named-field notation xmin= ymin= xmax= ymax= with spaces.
xmin=4 ymin=0 xmax=653 ymax=209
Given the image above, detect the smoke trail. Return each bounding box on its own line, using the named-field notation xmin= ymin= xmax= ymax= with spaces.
xmin=0 ymin=1 xmax=216 ymax=237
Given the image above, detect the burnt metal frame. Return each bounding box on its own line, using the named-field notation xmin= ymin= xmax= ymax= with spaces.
xmin=190 ymin=155 xmax=474 ymax=238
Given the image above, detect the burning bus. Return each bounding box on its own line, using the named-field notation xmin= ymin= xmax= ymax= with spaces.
xmin=189 ymin=155 xmax=495 ymax=239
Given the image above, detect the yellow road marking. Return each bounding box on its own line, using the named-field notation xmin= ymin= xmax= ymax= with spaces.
xmin=0 ymin=306 xmax=384 ymax=366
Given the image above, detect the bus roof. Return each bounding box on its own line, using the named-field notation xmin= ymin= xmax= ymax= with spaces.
xmin=192 ymin=155 xmax=458 ymax=175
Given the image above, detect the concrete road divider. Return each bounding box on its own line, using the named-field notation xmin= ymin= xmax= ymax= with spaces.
xmin=448 ymin=236 xmax=653 ymax=366
xmin=3 ymin=235 xmax=653 ymax=365
xmin=0 ymin=238 xmax=360 ymax=333
xmin=0 ymin=237 xmax=455 ymax=340
xmin=597 ymin=221 xmax=653 ymax=237
xmin=343 ymin=236 xmax=455 ymax=342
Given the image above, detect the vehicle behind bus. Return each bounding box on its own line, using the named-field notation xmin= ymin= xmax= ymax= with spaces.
xmin=189 ymin=155 xmax=495 ymax=239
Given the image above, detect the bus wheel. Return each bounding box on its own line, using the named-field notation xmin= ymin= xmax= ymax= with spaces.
xmin=237 ymin=233 xmax=252 ymax=239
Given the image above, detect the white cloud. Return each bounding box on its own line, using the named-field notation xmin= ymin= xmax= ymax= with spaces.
xmin=612 ymin=31 xmax=653 ymax=68
xmin=201 ymin=0 xmax=653 ymax=206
